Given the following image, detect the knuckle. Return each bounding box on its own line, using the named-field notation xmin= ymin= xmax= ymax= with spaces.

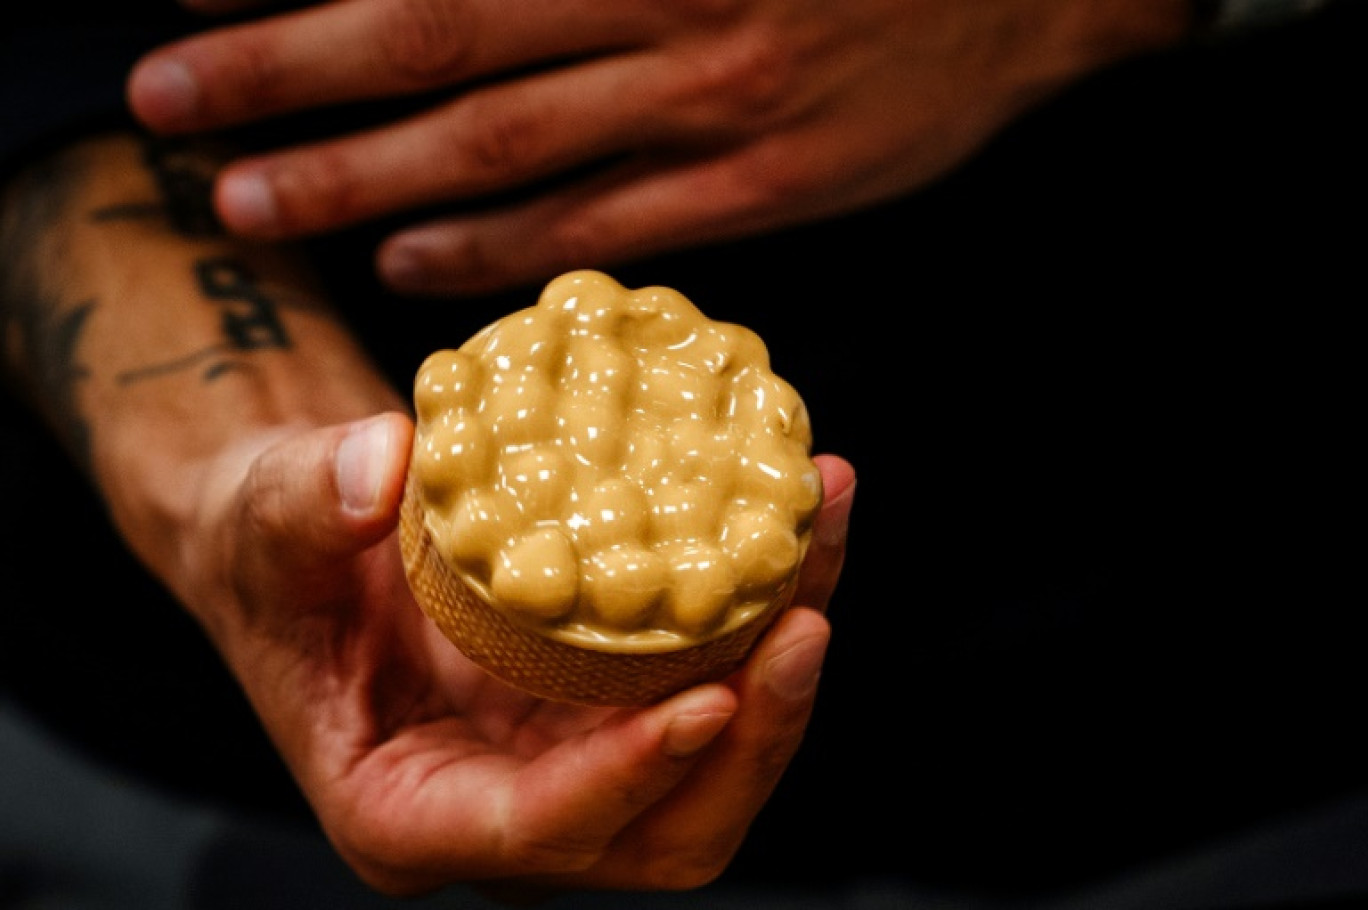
xmin=459 ymin=100 xmax=546 ymax=180
xmin=670 ymin=26 xmax=798 ymax=129
xmin=419 ymin=229 xmax=541 ymax=298
xmin=729 ymin=150 xmax=824 ymax=211
xmin=214 ymin=35 xmax=291 ymax=115
xmin=377 ymin=0 xmax=476 ymax=85
xmin=237 ymin=460 xmax=288 ymax=540
xmin=436 ymin=232 xmax=507 ymax=294
xmin=269 ymin=147 xmax=363 ymax=230
xmin=501 ymin=831 xmax=604 ymax=875
xmin=715 ymin=29 xmax=800 ymax=121
xmin=637 ymin=831 xmax=740 ymax=890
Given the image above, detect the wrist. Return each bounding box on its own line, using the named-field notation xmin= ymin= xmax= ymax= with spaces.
xmin=2 ymin=130 xmax=404 ymax=592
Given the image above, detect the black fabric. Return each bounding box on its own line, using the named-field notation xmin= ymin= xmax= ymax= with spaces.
xmin=0 ymin=7 xmax=196 ymax=177
xmin=2 ymin=0 xmax=1366 ymax=902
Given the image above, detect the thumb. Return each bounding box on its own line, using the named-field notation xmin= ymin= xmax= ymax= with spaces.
xmin=238 ymin=412 xmax=413 ymax=572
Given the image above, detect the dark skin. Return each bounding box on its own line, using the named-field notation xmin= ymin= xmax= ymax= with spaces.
xmin=0 ymin=129 xmax=856 ymax=899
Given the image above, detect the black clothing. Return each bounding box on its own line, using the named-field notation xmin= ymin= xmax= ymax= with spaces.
xmin=3 ymin=2 xmax=1366 ymax=902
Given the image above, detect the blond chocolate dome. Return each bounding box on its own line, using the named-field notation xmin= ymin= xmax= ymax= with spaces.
xmin=400 ymin=269 xmax=821 ymax=705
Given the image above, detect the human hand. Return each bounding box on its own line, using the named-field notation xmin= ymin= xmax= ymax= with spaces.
xmin=127 ymin=0 xmax=1191 ymax=296
xmin=181 ymin=410 xmax=855 ymax=897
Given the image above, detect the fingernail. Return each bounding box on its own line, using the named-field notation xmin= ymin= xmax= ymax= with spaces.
xmin=766 ymin=634 xmax=827 ymax=701
xmin=336 ymin=417 xmax=393 ymax=516
xmin=816 ymin=481 xmax=855 ymax=548
xmin=131 ymin=59 xmax=199 ymax=128
xmin=218 ymin=171 xmax=277 ymax=233
xmin=663 ymin=701 xmax=733 ymax=758
xmin=379 ymin=240 xmax=427 ymax=291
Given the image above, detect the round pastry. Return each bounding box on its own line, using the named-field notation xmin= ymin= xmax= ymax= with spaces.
xmin=399 ymin=269 xmax=822 ymax=706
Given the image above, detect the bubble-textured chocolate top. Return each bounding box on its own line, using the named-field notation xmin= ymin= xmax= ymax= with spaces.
xmin=411 ymin=270 xmax=821 ymax=652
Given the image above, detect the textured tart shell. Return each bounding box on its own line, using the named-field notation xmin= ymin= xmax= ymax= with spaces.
xmin=401 ymin=474 xmax=798 ymax=706
xmin=398 ymin=269 xmax=819 ymax=706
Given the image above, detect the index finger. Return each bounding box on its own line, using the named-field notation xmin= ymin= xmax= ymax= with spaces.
xmin=539 ymin=605 xmax=835 ymax=890
xmin=127 ymin=0 xmax=659 ymax=134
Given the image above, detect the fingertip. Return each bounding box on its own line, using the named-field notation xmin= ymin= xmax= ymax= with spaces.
xmin=814 ymin=457 xmax=855 ymax=549
xmin=376 ymin=235 xmax=429 ymax=293
xmin=659 ymin=685 xmax=737 ymax=759
xmin=760 ymin=609 xmax=830 ymax=702
xmin=377 ymin=229 xmax=468 ymax=296
xmin=335 ymin=413 xmax=412 ymax=522
xmin=217 ymin=168 xmax=280 ymax=236
xmin=127 ymin=57 xmax=199 ymax=131
xmin=377 ymin=226 xmax=534 ymax=298
xmin=814 ymin=454 xmax=856 ymax=506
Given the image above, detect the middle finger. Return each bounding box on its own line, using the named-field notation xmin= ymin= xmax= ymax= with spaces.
xmin=211 ymin=50 xmax=682 ymax=238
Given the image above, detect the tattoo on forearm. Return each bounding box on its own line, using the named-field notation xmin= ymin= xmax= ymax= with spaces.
xmin=93 ymin=134 xmax=222 ymax=235
xmin=117 ymin=257 xmax=293 ymax=384
xmin=4 ymin=132 xmax=315 ymax=472
xmin=145 ymin=137 xmax=224 ymax=236
xmin=91 ymin=135 xmax=224 ymax=236
xmin=197 ymin=258 xmax=292 ymax=351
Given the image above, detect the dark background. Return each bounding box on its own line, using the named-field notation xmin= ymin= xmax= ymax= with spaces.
xmin=2 ymin=2 xmax=1365 ymax=901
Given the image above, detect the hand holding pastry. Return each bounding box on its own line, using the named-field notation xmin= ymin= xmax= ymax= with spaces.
xmin=0 ymin=129 xmax=856 ymax=897
xmin=191 ymin=414 xmax=853 ymax=895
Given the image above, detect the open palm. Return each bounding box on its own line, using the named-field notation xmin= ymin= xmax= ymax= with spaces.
xmin=184 ymin=411 xmax=855 ymax=897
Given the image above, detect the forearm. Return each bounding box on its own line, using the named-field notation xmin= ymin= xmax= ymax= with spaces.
xmin=0 ymin=130 xmax=403 ymax=607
